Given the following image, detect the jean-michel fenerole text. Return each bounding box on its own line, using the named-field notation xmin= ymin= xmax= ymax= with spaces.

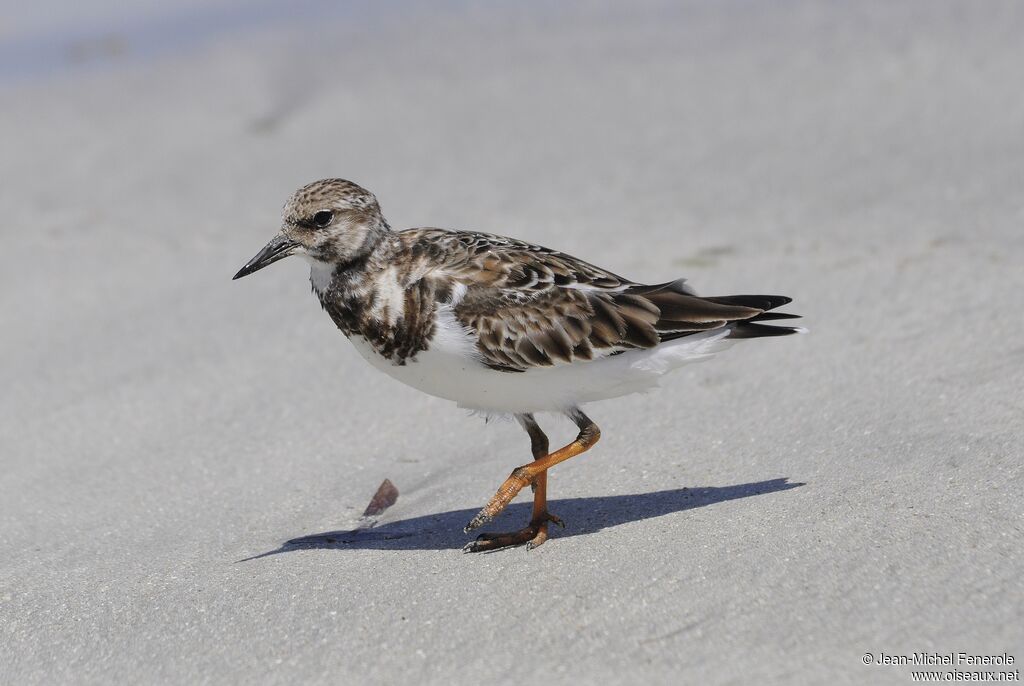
xmin=875 ymin=653 xmax=1014 ymax=667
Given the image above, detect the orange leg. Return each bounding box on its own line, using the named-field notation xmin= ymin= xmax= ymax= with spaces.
xmin=463 ymin=410 xmax=599 ymax=552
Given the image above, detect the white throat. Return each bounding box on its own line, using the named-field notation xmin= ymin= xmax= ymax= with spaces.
xmin=307 ymin=258 xmax=335 ymax=294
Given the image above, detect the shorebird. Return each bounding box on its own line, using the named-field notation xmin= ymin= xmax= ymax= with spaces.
xmin=234 ymin=179 xmax=802 ymax=552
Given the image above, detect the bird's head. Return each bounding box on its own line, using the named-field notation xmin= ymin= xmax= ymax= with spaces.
xmin=233 ymin=178 xmax=388 ymax=280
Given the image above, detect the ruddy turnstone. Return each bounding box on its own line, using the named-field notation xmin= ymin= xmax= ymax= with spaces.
xmin=234 ymin=179 xmax=802 ymax=552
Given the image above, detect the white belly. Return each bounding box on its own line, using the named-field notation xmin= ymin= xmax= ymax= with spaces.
xmin=347 ymin=307 xmax=735 ymax=415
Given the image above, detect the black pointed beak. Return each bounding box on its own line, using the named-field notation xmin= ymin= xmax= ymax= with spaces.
xmin=233 ymin=234 xmax=299 ymax=280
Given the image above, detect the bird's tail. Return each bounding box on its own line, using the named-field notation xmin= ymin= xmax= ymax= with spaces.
xmin=702 ymin=295 xmax=805 ymax=338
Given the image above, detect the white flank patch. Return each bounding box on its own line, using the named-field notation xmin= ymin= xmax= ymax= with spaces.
xmin=348 ymin=314 xmax=737 ymax=415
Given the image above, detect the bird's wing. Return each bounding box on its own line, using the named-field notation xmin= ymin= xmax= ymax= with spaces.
xmin=403 ymin=229 xmax=792 ymax=372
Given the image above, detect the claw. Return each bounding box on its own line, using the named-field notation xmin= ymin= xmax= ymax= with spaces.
xmin=547 ymin=513 xmax=566 ymax=529
xmin=525 ymin=525 xmax=549 ymax=551
xmin=462 ymin=532 xmax=500 ymax=553
xmin=464 ymin=511 xmax=492 ymax=533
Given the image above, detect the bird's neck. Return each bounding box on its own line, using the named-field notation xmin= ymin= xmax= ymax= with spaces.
xmin=310 ymin=231 xmax=408 ymax=348
xmin=309 ymin=229 xmax=398 ymax=295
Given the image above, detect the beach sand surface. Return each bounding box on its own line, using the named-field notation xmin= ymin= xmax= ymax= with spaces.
xmin=1 ymin=2 xmax=1022 ymax=684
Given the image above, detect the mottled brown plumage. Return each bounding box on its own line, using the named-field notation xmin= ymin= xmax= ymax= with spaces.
xmin=233 ymin=178 xmax=803 ymax=552
xmin=304 ymin=225 xmax=796 ymax=371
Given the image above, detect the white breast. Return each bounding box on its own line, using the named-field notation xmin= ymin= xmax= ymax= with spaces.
xmin=347 ymin=306 xmax=736 ymax=415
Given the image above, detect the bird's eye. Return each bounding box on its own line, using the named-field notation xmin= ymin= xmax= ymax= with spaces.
xmin=312 ymin=210 xmax=334 ymax=228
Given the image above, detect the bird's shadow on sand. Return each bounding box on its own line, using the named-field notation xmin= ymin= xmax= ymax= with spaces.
xmin=240 ymin=478 xmax=803 ymax=559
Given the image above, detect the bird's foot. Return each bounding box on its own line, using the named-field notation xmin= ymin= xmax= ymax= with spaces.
xmin=462 ymin=512 xmax=565 ymax=553
xmin=464 ymin=467 xmax=534 ymax=533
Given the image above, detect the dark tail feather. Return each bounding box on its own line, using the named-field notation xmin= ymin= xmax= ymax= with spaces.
xmin=627 ymin=282 xmax=804 ymax=341
xmin=713 ymin=294 xmax=803 ymax=338
xmin=703 ymin=294 xmax=792 ymax=311
xmin=747 ymin=311 xmax=802 ymax=322
xmin=729 ymin=322 xmax=805 ymax=339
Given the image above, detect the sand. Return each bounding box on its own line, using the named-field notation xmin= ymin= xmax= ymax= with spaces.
xmin=1 ymin=1 xmax=1022 ymax=684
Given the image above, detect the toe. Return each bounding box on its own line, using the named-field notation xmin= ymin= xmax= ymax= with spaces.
xmin=546 ymin=512 xmax=566 ymax=529
xmin=525 ymin=525 xmax=550 ymax=551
